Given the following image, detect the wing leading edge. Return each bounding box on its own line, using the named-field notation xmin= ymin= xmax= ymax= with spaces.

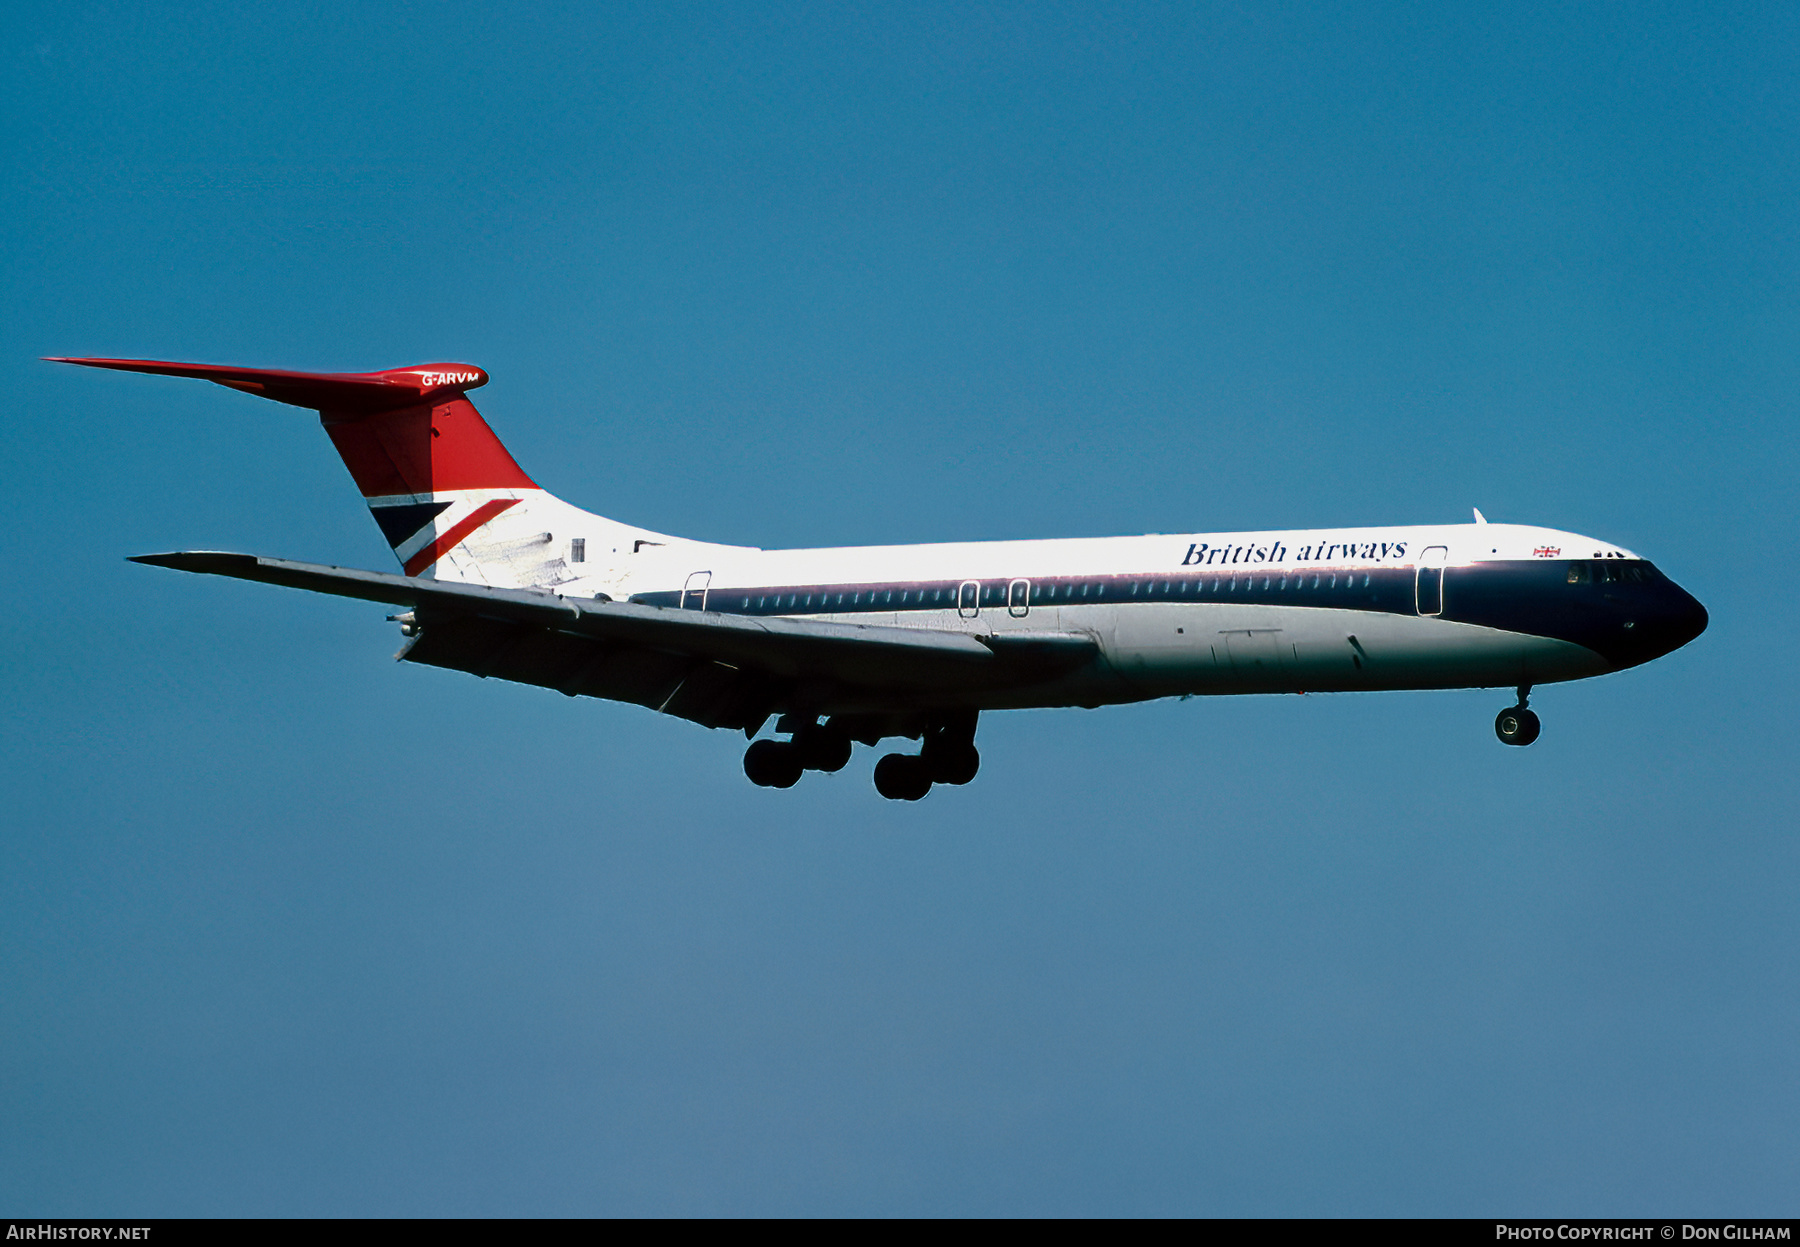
xmin=131 ymin=553 xmax=1099 ymax=732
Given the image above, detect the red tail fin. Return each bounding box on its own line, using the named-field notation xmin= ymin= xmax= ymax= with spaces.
xmin=49 ymin=356 xmax=536 ymax=498
xmin=319 ymin=396 xmax=536 ymax=498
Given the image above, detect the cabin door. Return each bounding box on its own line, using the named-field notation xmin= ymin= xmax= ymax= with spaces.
xmin=1415 ymin=546 xmax=1448 ymax=616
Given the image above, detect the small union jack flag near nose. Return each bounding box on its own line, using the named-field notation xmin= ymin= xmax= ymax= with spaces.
xmin=1534 ymin=546 xmax=1561 ymax=557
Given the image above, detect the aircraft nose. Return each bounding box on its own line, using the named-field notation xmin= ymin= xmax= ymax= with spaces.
xmin=1640 ymin=579 xmax=1708 ymax=659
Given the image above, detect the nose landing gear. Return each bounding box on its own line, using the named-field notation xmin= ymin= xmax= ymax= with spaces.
xmin=1495 ymin=685 xmax=1541 ymax=747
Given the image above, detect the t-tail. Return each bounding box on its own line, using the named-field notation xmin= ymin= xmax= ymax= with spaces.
xmin=47 ymin=356 xmax=682 ymax=590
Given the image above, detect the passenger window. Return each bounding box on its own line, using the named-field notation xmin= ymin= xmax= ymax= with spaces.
xmin=571 ymin=537 xmax=586 ymax=563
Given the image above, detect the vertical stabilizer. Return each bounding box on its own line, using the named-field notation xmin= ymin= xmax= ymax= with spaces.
xmin=47 ymin=357 xmax=662 ymax=590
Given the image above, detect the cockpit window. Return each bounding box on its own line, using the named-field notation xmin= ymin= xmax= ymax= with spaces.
xmin=1580 ymin=559 xmax=1661 ymax=585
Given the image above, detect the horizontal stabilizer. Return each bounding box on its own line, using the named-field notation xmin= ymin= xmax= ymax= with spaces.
xmin=130 ymin=551 xmax=575 ymax=622
xmin=49 ymin=357 xmax=488 ymax=413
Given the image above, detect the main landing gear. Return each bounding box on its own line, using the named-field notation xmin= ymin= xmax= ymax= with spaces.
xmin=742 ymin=711 xmax=981 ymax=799
xmin=874 ymin=712 xmax=979 ymax=801
xmin=743 ymin=719 xmax=854 ymax=788
xmin=1495 ymin=685 xmax=1541 ymax=747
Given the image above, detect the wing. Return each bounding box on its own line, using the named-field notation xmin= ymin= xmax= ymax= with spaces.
xmin=132 ymin=553 xmax=1100 ymax=733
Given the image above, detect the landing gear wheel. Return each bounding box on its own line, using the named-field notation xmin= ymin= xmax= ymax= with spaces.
xmin=1495 ymin=706 xmax=1541 ymax=747
xmin=925 ymin=742 xmax=979 ymax=785
xmin=797 ymin=725 xmax=853 ymax=773
xmin=873 ymin=753 xmax=932 ymax=801
xmin=744 ymin=739 xmax=804 ymax=787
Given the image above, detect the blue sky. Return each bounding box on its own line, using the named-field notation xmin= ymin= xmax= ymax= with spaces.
xmin=3 ymin=0 xmax=1796 ymax=1215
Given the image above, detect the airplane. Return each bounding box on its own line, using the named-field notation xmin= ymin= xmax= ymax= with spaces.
xmin=52 ymin=356 xmax=1709 ymax=800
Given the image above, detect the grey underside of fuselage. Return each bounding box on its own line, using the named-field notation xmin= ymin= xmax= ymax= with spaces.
xmin=807 ymin=602 xmax=1607 ymax=713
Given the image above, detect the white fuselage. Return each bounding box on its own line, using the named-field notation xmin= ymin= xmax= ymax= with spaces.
xmin=445 ymin=509 xmax=1682 ymax=713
